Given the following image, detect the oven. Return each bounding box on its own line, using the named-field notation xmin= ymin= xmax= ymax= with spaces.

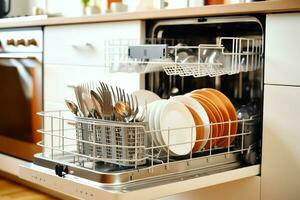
xmin=0 ymin=28 xmax=43 ymax=161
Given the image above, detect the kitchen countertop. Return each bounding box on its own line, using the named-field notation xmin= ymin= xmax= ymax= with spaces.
xmin=0 ymin=0 xmax=299 ymax=29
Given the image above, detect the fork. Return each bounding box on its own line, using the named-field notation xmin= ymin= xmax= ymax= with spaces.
xmin=98 ymin=82 xmax=113 ymax=120
xmin=82 ymin=95 xmax=101 ymax=118
xmin=80 ymin=82 xmax=98 ymax=117
xmin=126 ymin=94 xmax=139 ymax=122
xmin=90 ymin=90 xmax=103 ymax=118
xmin=76 ymin=85 xmax=89 ymax=117
xmin=111 ymin=86 xmax=130 ymax=121
xmin=114 ymin=87 xmax=138 ymax=122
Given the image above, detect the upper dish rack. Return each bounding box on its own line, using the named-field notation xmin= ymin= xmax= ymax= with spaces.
xmin=104 ymin=37 xmax=263 ymax=77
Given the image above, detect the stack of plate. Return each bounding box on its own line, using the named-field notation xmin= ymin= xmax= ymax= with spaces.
xmin=140 ymin=88 xmax=238 ymax=156
xmin=186 ymin=89 xmax=238 ymax=148
xmin=132 ymin=89 xmax=161 ymax=107
xmin=146 ymin=99 xmax=198 ymax=156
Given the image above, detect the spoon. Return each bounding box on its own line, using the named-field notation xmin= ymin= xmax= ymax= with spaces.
xmin=114 ymin=101 xmax=130 ymax=122
xmin=65 ymin=100 xmax=79 ymax=116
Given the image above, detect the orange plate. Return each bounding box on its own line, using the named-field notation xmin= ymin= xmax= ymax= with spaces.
xmin=192 ymin=89 xmax=231 ymax=147
xmin=191 ymin=93 xmax=224 ymax=134
xmin=205 ymin=88 xmax=238 ymax=147
xmin=186 ymin=106 xmax=205 ymax=152
xmin=190 ymin=94 xmax=220 ymax=148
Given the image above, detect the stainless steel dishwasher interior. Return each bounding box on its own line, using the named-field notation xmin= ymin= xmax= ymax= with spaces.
xmin=145 ymin=16 xmax=264 ymax=100
xmin=34 ymin=16 xmax=264 ymax=187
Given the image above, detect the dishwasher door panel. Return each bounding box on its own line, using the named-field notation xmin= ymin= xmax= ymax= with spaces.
xmin=160 ymin=176 xmax=260 ymax=200
xmin=19 ymin=163 xmax=260 ymax=200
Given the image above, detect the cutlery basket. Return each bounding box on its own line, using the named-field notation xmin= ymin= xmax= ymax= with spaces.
xmin=75 ymin=117 xmax=147 ymax=167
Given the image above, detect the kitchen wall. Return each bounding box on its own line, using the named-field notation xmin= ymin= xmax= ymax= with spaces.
xmin=123 ymin=0 xmax=204 ymax=11
xmin=27 ymin=0 xmax=82 ymax=16
xmin=35 ymin=0 xmax=204 ymax=16
xmin=22 ymin=0 xmax=267 ymax=17
xmin=46 ymin=0 xmax=82 ymax=16
xmin=46 ymin=0 xmax=139 ymax=16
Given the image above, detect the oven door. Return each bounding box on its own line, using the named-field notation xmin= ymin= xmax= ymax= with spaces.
xmin=0 ymin=53 xmax=42 ymax=161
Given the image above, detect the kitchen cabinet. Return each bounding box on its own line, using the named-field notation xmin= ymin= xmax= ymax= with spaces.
xmin=261 ymin=85 xmax=300 ymax=200
xmin=261 ymin=12 xmax=300 ymax=200
xmin=44 ymin=21 xmax=145 ymax=66
xmin=44 ymin=64 xmax=143 ymax=110
xmin=44 ymin=20 xmax=145 ymax=111
xmin=264 ymin=13 xmax=300 ymax=86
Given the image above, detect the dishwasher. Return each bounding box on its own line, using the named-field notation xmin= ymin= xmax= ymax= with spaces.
xmin=19 ymin=16 xmax=264 ymax=200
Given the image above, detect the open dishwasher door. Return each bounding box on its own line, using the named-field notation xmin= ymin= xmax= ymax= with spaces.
xmin=19 ymin=162 xmax=260 ymax=200
xmin=19 ymin=16 xmax=264 ymax=200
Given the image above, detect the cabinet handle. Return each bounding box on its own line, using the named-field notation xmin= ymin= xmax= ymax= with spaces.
xmin=17 ymin=39 xmax=26 ymax=46
xmin=7 ymin=39 xmax=16 ymax=46
xmin=70 ymin=42 xmax=94 ymax=49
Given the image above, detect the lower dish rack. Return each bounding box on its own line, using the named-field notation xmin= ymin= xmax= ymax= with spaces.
xmin=35 ymin=110 xmax=260 ymax=185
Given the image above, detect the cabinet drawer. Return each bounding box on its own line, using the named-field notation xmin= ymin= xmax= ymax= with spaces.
xmin=261 ymin=85 xmax=300 ymax=200
xmin=265 ymin=13 xmax=300 ymax=86
xmin=44 ymin=21 xmax=145 ymax=66
xmin=44 ymin=64 xmax=144 ymax=104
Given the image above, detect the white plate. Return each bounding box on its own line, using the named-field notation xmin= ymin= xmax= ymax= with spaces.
xmin=171 ymin=95 xmax=210 ymax=150
xmin=147 ymin=100 xmax=162 ymax=146
xmin=153 ymin=100 xmax=168 ymax=148
xmin=132 ymin=90 xmax=161 ymax=107
xmin=159 ymin=101 xmax=196 ymax=156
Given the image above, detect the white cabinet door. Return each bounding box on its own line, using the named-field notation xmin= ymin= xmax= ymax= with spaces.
xmin=43 ymin=20 xmax=145 ymax=111
xmin=265 ymin=13 xmax=300 ymax=86
xmin=44 ymin=64 xmax=143 ymax=111
xmin=44 ymin=20 xmax=145 ymax=66
xmin=261 ymin=85 xmax=300 ymax=200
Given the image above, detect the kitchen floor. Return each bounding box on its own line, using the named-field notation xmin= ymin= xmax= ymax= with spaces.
xmin=0 ymin=177 xmax=56 ymax=200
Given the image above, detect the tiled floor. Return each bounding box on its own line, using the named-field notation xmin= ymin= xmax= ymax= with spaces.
xmin=0 ymin=177 xmax=56 ymax=200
